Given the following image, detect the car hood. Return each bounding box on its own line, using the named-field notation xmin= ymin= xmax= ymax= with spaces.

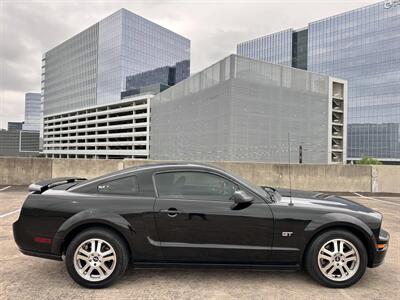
xmin=269 ymin=187 xmax=375 ymax=214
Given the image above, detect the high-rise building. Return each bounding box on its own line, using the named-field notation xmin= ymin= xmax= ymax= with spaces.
xmin=42 ymin=8 xmax=190 ymax=159
xmin=23 ymin=93 xmax=41 ymax=131
xmin=150 ymin=55 xmax=347 ymax=164
xmin=237 ymin=1 xmax=400 ymax=163
xmin=3 ymin=93 xmax=41 ymax=155
xmin=42 ymin=8 xmax=190 ymax=116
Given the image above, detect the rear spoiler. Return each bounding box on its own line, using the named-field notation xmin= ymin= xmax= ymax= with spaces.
xmin=28 ymin=177 xmax=87 ymax=193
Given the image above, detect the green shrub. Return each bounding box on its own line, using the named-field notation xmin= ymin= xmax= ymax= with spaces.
xmin=356 ymin=155 xmax=382 ymax=165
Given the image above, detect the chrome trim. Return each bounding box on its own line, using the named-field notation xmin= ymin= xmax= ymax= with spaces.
xmin=147 ymin=237 xmax=298 ymax=251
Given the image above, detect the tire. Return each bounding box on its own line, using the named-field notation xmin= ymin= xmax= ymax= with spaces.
xmin=305 ymin=230 xmax=367 ymax=288
xmin=65 ymin=227 xmax=129 ymax=288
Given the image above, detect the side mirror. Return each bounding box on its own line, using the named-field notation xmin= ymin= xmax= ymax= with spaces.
xmin=230 ymin=190 xmax=254 ymax=210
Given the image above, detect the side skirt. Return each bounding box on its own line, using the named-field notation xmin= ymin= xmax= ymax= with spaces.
xmin=133 ymin=261 xmax=300 ymax=271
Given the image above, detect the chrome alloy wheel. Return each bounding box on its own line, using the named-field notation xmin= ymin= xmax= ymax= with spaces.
xmin=317 ymin=238 xmax=360 ymax=282
xmin=73 ymin=238 xmax=117 ymax=282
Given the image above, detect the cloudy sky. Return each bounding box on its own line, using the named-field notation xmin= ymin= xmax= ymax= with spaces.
xmin=0 ymin=0 xmax=376 ymax=129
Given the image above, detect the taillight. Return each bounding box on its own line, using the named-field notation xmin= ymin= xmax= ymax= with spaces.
xmin=33 ymin=237 xmax=52 ymax=244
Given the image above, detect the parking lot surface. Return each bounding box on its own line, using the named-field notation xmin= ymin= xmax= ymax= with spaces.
xmin=1 ymin=186 xmax=399 ymax=299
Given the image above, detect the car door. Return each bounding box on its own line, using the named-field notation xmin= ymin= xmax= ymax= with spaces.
xmin=152 ymin=170 xmax=274 ymax=263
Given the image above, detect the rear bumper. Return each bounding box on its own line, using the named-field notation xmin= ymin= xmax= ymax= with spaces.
xmin=13 ymin=218 xmax=62 ymax=261
xmin=370 ymin=228 xmax=389 ymax=268
xmin=18 ymin=248 xmax=62 ymax=261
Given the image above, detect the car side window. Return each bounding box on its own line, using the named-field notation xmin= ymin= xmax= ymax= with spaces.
xmin=97 ymin=176 xmax=139 ymax=195
xmin=155 ymin=171 xmax=237 ymax=201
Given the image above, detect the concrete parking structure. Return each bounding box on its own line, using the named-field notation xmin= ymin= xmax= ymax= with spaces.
xmin=0 ymin=186 xmax=399 ymax=299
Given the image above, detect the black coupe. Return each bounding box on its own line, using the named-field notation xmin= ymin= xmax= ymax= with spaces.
xmin=13 ymin=163 xmax=389 ymax=288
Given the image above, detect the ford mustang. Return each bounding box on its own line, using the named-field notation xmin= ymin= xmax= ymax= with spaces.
xmin=13 ymin=163 xmax=389 ymax=288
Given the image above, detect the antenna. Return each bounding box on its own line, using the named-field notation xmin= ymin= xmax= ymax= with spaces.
xmin=288 ymin=133 xmax=294 ymax=206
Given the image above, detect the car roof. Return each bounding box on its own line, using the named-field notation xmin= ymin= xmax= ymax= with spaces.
xmin=119 ymin=162 xmax=224 ymax=174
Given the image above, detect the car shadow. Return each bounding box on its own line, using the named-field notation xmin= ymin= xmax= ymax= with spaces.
xmin=117 ymin=266 xmax=316 ymax=287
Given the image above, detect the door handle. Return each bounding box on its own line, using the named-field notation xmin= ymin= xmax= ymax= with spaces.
xmin=160 ymin=208 xmax=181 ymax=218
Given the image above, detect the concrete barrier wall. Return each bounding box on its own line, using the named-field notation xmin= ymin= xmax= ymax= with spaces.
xmin=372 ymin=165 xmax=400 ymax=193
xmin=1 ymin=157 xmax=399 ymax=193
xmin=51 ymin=159 xmax=124 ymax=179
xmin=0 ymin=157 xmax=52 ymax=185
xmin=210 ymin=162 xmax=372 ymax=192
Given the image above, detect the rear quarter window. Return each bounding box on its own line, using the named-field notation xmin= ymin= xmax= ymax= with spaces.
xmin=97 ymin=176 xmax=139 ymax=195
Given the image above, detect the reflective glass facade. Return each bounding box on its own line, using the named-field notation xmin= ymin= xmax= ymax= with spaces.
xmin=23 ymin=93 xmax=41 ymax=131
xmin=308 ymin=2 xmax=400 ymax=161
xmin=237 ymin=1 xmax=400 ymax=162
xmin=96 ymin=9 xmax=190 ymax=105
xmin=237 ymin=29 xmax=293 ymax=66
xmin=126 ymin=66 xmax=173 ymax=91
xmin=43 ymin=9 xmax=190 ymax=115
xmin=125 ymin=60 xmax=190 ymax=92
xmin=292 ymin=29 xmax=308 ymax=70
xmin=43 ymin=24 xmax=98 ymax=115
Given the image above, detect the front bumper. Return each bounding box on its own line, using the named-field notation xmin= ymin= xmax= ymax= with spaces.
xmin=370 ymin=228 xmax=389 ymax=268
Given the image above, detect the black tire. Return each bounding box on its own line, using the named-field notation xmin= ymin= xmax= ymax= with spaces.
xmin=305 ymin=230 xmax=367 ymax=288
xmin=65 ymin=227 xmax=129 ymax=288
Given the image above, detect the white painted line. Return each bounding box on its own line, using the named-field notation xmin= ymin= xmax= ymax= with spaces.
xmin=353 ymin=192 xmax=365 ymax=198
xmin=0 ymin=209 xmax=21 ymax=218
xmin=353 ymin=192 xmax=400 ymax=207
xmin=0 ymin=186 xmax=11 ymax=192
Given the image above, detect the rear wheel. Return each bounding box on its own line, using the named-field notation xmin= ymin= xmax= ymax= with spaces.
xmin=65 ymin=228 xmax=129 ymax=288
xmin=306 ymin=230 xmax=367 ymax=288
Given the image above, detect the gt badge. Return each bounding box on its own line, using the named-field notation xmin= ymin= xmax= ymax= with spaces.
xmin=282 ymin=232 xmax=293 ymax=237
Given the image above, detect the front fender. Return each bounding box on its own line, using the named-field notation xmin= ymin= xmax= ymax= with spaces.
xmin=304 ymin=212 xmax=376 ymax=251
xmin=51 ymin=209 xmax=134 ymax=255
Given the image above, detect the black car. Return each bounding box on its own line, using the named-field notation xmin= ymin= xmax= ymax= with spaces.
xmin=13 ymin=163 xmax=389 ymax=288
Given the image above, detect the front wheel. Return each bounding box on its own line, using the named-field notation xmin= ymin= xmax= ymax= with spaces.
xmin=306 ymin=230 xmax=367 ymax=288
xmin=65 ymin=228 xmax=129 ymax=288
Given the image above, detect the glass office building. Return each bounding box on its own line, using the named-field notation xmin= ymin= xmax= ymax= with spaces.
xmin=42 ymin=9 xmax=190 ymax=115
xmin=125 ymin=60 xmax=190 ymax=92
xmin=237 ymin=1 xmax=400 ymax=163
xmin=23 ymin=93 xmax=41 ymax=131
xmin=237 ymin=29 xmax=293 ymax=66
xmin=42 ymin=25 xmax=99 ymax=115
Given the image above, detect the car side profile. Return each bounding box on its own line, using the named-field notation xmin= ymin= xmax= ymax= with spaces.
xmin=13 ymin=163 xmax=389 ymax=288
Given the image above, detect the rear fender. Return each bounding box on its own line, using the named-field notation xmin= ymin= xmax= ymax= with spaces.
xmin=51 ymin=209 xmax=134 ymax=255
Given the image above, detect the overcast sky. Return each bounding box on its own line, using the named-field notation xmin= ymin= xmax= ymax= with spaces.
xmin=0 ymin=0 xmax=376 ymax=129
